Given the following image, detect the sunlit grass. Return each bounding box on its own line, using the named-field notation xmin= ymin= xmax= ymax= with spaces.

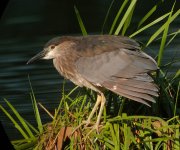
xmin=1 ymin=85 xmax=179 ymax=149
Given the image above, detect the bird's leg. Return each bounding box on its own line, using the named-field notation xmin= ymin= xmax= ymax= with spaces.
xmin=84 ymin=94 xmax=102 ymax=126
xmin=73 ymin=93 xmax=105 ymax=136
xmin=72 ymin=94 xmax=102 ymax=134
xmin=94 ymin=93 xmax=106 ymax=131
xmin=83 ymin=93 xmax=106 ymax=138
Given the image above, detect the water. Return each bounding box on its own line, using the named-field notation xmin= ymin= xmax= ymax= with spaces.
xmin=0 ymin=0 xmax=179 ymax=140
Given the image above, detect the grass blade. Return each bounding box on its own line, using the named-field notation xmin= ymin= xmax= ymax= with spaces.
xmin=121 ymin=1 xmax=136 ymax=35
xmin=138 ymin=5 xmax=157 ymax=28
xmin=123 ymin=123 xmax=131 ymax=149
xmin=130 ymin=12 xmax=170 ymax=38
xmin=109 ymin=0 xmax=129 ymax=35
xmin=24 ymin=120 xmax=39 ymax=134
xmin=0 ymin=105 xmax=29 ymax=139
xmin=28 ymin=76 xmax=43 ymax=133
xmin=109 ymin=123 xmax=116 ymax=147
xmin=114 ymin=0 xmax=137 ymax=35
xmin=74 ymin=6 xmax=87 ymax=36
xmin=101 ymin=0 xmax=115 ymax=33
xmin=158 ymin=2 xmax=175 ymax=66
xmin=173 ymin=81 xmax=179 ymax=117
xmin=146 ymin=9 xmax=180 ymax=46
xmin=166 ymin=29 xmax=180 ymax=47
xmin=173 ymin=124 xmax=180 ymax=150
xmin=4 ymin=99 xmax=35 ymax=139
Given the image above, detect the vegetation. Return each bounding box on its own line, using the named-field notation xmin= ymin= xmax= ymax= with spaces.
xmin=0 ymin=0 xmax=179 ymax=149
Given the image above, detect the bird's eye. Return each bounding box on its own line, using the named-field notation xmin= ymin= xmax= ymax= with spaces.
xmin=50 ymin=45 xmax=55 ymax=49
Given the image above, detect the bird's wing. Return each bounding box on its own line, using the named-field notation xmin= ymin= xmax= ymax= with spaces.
xmin=76 ymin=35 xmax=140 ymax=56
xmin=75 ymin=36 xmax=158 ymax=106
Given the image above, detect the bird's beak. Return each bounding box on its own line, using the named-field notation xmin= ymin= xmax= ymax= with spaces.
xmin=27 ymin=50 xmax=46 ymax=64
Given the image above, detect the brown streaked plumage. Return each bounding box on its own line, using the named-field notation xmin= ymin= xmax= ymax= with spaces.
xmin=27 ymin=35 xmax=159 ymax=131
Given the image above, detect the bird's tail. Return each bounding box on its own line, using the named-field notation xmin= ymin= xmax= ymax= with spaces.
xmin=103 ymin=73 xmax=159 ymax=106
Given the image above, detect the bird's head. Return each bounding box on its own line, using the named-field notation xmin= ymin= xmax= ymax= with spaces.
xmin=27 ymin=37 xmax=64 ymax=64
xmin=27 ymin=36 xmax=77 ymax=64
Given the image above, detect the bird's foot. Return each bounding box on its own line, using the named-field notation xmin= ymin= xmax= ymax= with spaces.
xmin=83 ymin=119 xmax=102 ymax=132
xmin=72 ymin=119 xmax=101 ymax=134
xmin=71 ymin=122 xmax=86 ymax=135
xmin=71 ymin=119 xmax=94 ymax=135
xmin=83 ymin=119 xmax=92 ymax=127
xmin=83 ymin=123 xmax=103 ymax=140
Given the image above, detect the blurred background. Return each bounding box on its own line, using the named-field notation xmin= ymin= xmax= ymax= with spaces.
xmin=0 ymin=0 xmax=179 ymax=140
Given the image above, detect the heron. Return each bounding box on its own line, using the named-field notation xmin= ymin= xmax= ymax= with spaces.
xmin=27 ymin=35 xmax=159 ymax=131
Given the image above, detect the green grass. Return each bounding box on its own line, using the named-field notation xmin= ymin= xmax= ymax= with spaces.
xmin=0 ymin=0 xmax=179 ymax=149
xmin=1 ymin=86 xmax=179 ymax=149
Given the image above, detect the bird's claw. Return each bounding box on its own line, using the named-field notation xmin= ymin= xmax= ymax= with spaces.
xmin=72 ymin=120 xmax=102 ymax=137
xmin=83 ymin=120 xmax=101 ymax=132
xmin=83 ymin=123 xmax=103 ymax=140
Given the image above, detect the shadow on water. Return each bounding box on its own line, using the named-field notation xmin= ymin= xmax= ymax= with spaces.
xmin=0 ymin=0 xmax=179 ymax=140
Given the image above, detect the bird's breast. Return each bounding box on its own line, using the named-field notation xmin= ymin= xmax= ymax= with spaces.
xmin=53 ymin=54 xmax=86 ymax=87
xmin=53 ymin=57 xmax=75 ymax=79
xmin=53 ymin=55 xmax=102 ymax=93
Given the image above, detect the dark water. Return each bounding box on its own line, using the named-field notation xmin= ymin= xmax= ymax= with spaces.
xmin=0 ymin=0 xmax=179 ymax=140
